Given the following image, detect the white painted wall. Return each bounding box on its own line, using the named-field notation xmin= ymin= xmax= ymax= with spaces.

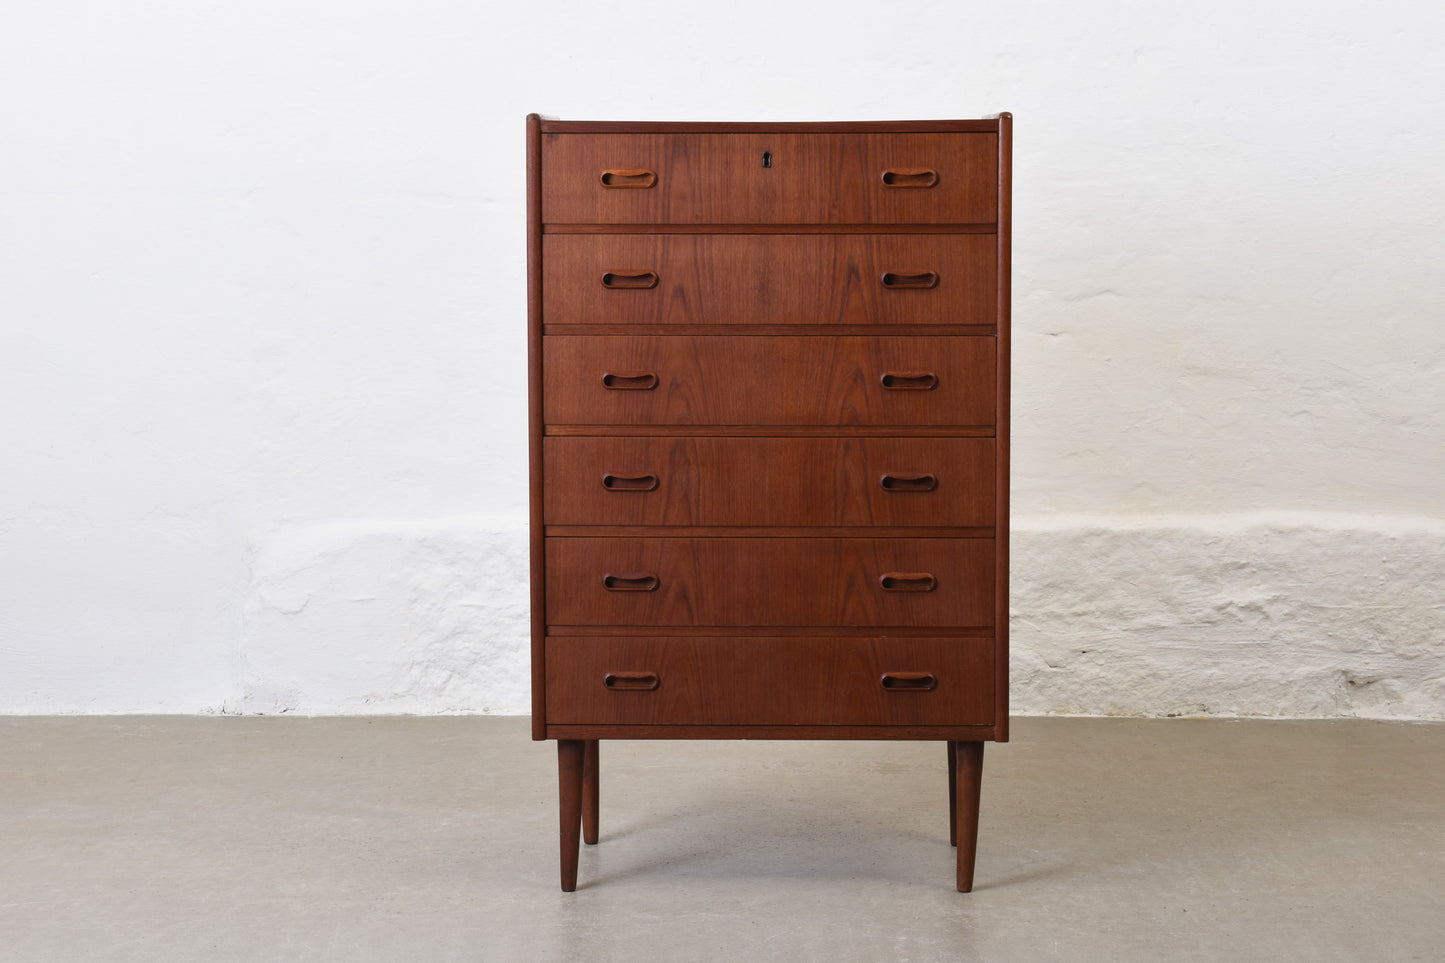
xmin=2 ymin=1 xmax=1441 ymax=716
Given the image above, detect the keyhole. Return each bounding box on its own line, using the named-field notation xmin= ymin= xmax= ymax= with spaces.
xmin=762 ymin=151 xmax=772 ymax=168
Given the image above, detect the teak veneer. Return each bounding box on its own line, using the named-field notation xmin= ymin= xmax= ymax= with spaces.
xmin=528 ymin=114 xmax=1012 ymax=892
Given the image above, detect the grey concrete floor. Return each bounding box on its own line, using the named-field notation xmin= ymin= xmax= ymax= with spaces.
xmin=1 ymin=717 xmax=1442 ymax=962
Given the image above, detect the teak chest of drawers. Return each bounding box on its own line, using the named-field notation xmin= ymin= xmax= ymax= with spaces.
xmin=527 ymin=114 xmax=1012 ymax=892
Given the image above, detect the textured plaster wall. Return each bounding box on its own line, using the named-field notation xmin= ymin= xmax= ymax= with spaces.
xmin=2 ymin=1 xmax=1442 ymax=716
xmin=1013 ymin=515 xmax=1445 ymax=719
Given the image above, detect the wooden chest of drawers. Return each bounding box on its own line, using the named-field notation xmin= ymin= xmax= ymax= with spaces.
xmin=527 ymin=115 xmax=1011 ymax=892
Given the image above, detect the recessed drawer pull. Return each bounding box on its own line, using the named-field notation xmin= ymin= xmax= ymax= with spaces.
xmin=881 ymin=271 xmax=938 ymax=289
xmin=600 ymin=168 xmax=658 ymax=189
xmin=602 ymin=573 xmax=659 ymax=592
xmin=880 ymin=572 xmax=937 ymax=592
xmin=880 ymin=473 xmax=938 ymax=493
xmin=604 ymin=671 xmax=660 ymax=691
xmin=880 ymin=671 xmax=937 ymax=691
xmin=600 ymin=371 xmax=659 ymax=390
xmin=601 ymin=271 xmax=659 ymax=289
xmin=880 ymin=372 xmax=938 ymax=390
xmin=602 ymin=473 xmax=659 ymax=492
xmin=880 ymin=168 xmax=939 ymax=188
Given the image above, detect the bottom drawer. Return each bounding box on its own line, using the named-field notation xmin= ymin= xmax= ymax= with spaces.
xmin=545 ymin=636 xmax=994 ymax=726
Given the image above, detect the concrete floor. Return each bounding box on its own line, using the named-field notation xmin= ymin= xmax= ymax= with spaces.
xmin=1 ymin=717 xmax=1442 ymax=962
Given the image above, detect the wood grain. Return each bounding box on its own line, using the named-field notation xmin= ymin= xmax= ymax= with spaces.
xmin=539 ymin=120 xmax=1001 ymax=134
xmin=948 ymin=740 xmax=958 ymax=846
xmin=545 ymin=223 xmax=997 ymax=235
xmin=527 ymin=113 xmax=547 ymax=741
xmin=543 ymin=425 xmax=995 ymax=438
xmin=543 ymin=436 xmax=994 ymax=527
xmin=544 ymin=324 xmax=996 ymax=338
xmin=954 ymin=741 xmax=985 ymax=891
xmin=548 ymin=625 xmax=993 ymax=638
xmin=545 ymin=526 xmax=991 ymax=539
xmin=543 ymin=336 xmax=996 ymax=427
xmin=542 ymin=133 xmax=997 ymax=224
xmin=545 ymin=636 xmax=994 ymax=726
xmin=544 ymin=536 xmax=994 ymax=627
xmin=545 ymin=724 xmax=999 ymax=740
xmin=994 ymin=112 xmax=1013 ymax=744
xmin=581 ymin=740 xmax=599 ymax=846
xmin=543 ymin=234 xmax=995 ymax=326
xmin=557 ymin=739 xmax=583 ymax=891
xmin=530 ymin=115 xmax=1011 ymax=893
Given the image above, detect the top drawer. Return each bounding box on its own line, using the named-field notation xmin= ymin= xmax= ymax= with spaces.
xmin=541 ymin=133 xmax=998 ymax=225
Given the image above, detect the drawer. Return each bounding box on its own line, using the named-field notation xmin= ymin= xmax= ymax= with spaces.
xmin=543 ymin=234 xmax=995 ymax=327
xmin=543 ymin=336 xmax=996 ymax=426
xmin=545 ymin=636 xmax=995 ymax=726
xmin=541 ymin=132 xmax=997 ymax=224
xmin=543 ymin=437 xmax=994 ymax=527
xmin=545 ymin=537 xmax=994 ymax=627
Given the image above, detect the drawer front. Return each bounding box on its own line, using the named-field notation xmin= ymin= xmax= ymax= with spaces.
xmin=541 ymin=132 xmax=997 ymax=224
xmin=544 ymin=336 xmax=996 ymax=426
xmin=543 ymin=234 xmax=995 ymax=327
xmin=545 ymin=636 xmax=995 ymax=726
xmin=544 ymin=437 xmax=994 ymax=527
xmin=545 ymin=537 xmax=994 ymax=627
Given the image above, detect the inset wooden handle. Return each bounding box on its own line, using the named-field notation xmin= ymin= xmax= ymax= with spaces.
xmin=604 ymin=672 xmax=660 ymax=691
xmin=602 ymin=473 xmax=659 ymax=492
xmin=600 ymin=169 xmax=657 ymax=189
xmin=881 ymin=168 xmax=938 ymax=188
xmin=880 ymin=572 xmax=937 ymax=592
xmin=880 ymin=672 xmax=937 ymax=691
xmin=881 ymin=271 xmax=938 ymax=289
xmin=602 ymin=573 xmax=659 ymax=592
xmin=880 ymin=372 xmax=938 ymax=390
xmin=602 ymin=271 xmax=659 ymax=289
xmin=601 ymin=371 xmax=659 ymax=390
xmin=880 ymin=473 xmax=938 ymax=493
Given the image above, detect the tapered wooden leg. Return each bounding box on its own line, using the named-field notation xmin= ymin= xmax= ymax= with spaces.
xmin=582 ymin=739 xmax=600 ymax=845
xmin=947 ymin=740 xmax=958 ymax=846
xmin=954 ymin=741 xmax=984 ymax=892
xmin=557 ymin=739 xmax=585 ymax=892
